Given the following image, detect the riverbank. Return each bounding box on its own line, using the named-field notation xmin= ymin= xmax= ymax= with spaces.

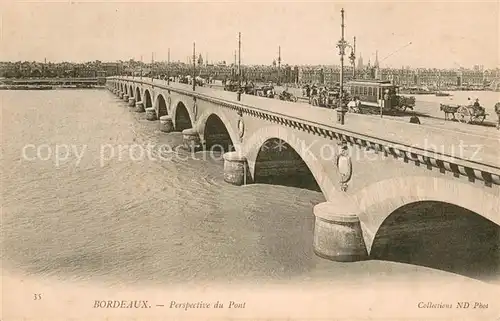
xmin=0 ymin=84 xmax=106 ymax=90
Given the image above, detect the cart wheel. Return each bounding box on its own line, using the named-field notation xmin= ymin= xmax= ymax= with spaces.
xmin=477 ymin=115 xmax=486 ymax=123
xmin=401 ymin=105 xmax=407 ymax=112
xmin=457 ymin=106 xmax=470 ymax=124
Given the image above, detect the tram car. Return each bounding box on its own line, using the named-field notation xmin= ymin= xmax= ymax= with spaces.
xmin=346 ymin=80 xmax=416 ymax=114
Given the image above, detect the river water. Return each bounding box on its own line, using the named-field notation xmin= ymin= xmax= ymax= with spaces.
xmin=413 ymin=90 xmax=500 ymax=111
xmin=1 ymin=89 xmax=498 ymax=290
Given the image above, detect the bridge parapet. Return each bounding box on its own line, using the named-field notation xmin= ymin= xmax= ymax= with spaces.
xmin=109 ymin=76 xmax=500 ymax=187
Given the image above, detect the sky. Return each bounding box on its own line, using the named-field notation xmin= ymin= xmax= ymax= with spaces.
xmin=0 ymin=1 xmax=499 ymax=68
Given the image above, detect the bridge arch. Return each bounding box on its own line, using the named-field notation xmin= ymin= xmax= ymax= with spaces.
xmin=129 ymin=85 xmax=134 ymax=97
xmin=155 ymin=94 xmax=168 ymax=118
xmin=143 ymin=89 xmax=153 ymax=108
xmin=370 ymin=200 xmax=499 ymax=281
xmin=200 ymin=114 xmax=236 ymax=153
xmin=254 ymin=137 xmax=322 ymax=192
xmin=242 ymin=125 xmax=337 ymax=198
xmin=135 ymin=87 xmax=142 ymax=102
xmin=172 ymin=101 xmax=193 ymax=131
xmin=353 ymin=176 xmax=500 ymax=253
xmin=197 ymin=109 xmax=239 ymax=152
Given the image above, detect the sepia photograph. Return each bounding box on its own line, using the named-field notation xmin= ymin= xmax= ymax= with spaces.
xmin=1 ymin=1 xmax=499 ymax=320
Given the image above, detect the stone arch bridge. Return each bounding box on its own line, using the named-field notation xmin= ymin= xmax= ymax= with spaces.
xmin=108 ymin=76 xmax=500 ymax=267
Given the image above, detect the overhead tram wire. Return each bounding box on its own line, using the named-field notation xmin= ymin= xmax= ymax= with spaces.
xmin=379 ymin=41 xmax=413 ymax=64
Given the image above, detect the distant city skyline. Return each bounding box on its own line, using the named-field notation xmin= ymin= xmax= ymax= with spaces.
xmin=1 ymin=1 xmax=498 ymax=69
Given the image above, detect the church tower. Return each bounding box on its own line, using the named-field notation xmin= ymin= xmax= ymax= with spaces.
xmin=374 ymin=50 xmax=380 ymax=79
xmin=357 ymin=54 xmax=364 ymax=70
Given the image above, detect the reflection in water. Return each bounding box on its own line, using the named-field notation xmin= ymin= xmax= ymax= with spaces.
xmin=371 ymin=201 xmax=500 ymax=282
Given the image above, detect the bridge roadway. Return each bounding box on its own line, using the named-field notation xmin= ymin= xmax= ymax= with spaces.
xmin=187 ymin=81 xmax=500 ymax=140
xmin=123 ymin=77 xmax=499 ymax=173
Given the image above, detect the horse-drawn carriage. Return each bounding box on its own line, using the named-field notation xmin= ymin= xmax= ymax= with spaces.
xmin=310 ymin=88 xmax=349 ymax=109
xmin=243 ymin=82 xmax=256 ymax=95
xmin=278 ymin=90 xmax=298 ymax=102
xmin=395 ymin=96 xmax=416 ymax=111
xmin=224 ymin=80 xmax=239 ymax=92
xmin=439 ymin=103 xmax=488 ymax=124
xmin=255 ymin=85 xmax=275 ymax=98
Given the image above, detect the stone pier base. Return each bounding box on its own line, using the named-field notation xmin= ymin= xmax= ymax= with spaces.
xmin=123 ymin=94 xmax=129 ymax=101
xmin=159 ymin=116 xmax=174 ymax=133
xmin=223 ymin=152 xmax=251 ymax=186
xmin=313 ymin=198 xmax=368 ymax=262
xmin=119 ymin=92 xmax=124 ymax=99
xmin=135 ymin=102 xmax=145 ymax=113
xmin=145 ymin=108 xmax=157 ymax=121
xmin=182 ymin=128 xmax=201 ymax=152
xmin=128 ymin=97 xmax=136 ymax=107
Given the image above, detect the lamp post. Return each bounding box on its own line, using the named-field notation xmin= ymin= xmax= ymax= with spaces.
xmin=350 ymin=37 xmax=356 ymax=79
xmin=151 ymin=52 xmax=154 ymax=82
xmin=167 ymin=48 xmax=170 ymax=85
xmin=237 ymin=32 xmax=242 ymax=101
xmin=277 ymin=45 xmax=281 ymax=86
xmin=192 ymin=42 xmax=196 ymax=91
xmin=336 ymin=8 xmax=355 ymax=125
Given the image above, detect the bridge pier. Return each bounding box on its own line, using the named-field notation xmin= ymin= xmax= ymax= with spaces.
xmin=182 ymin=128 xmax=202 ymax=152
xmin=135 ymin=101 xmax=145 ymax=113
xmin=145 ymin=108 xmax=157 ymax=121
xmin=128 ymin=97 xmax=136 ymax=107
xmin=159 ymin=116 xmax=174 ymax=133
xmin=119 ymin=92 xmax=124 ymax=99
xmin=313 ymin=198 xmax=368 ymax=262
xmin=123 ymin=94 xmax=129 ymax=101
xmin=223 ymin=152 xmax=251 ymax=186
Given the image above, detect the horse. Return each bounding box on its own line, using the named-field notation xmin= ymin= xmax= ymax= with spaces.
xmin=440 ymin=104 xmax=457 ymax=121
xmin=495 ymin=102 xmax=500 ymax=129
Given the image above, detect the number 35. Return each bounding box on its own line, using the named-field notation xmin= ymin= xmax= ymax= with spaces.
xmin=34 ymin=293 xmax=42 ymax=300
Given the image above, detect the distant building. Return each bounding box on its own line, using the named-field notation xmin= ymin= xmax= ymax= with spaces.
xmin=357 ymin=54 xmax=364 ymax=70
xmin=100 ymin=62 xmax=121 ymax=76
xmin=459 ymin=69 xmax=484 ymax=87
